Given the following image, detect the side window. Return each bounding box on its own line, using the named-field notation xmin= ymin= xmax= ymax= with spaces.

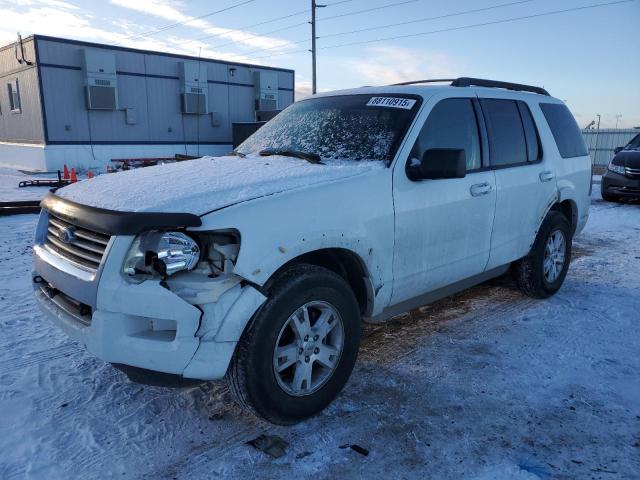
xmin=539 ymin=103 xmax=588 ymax=158
xmin=517 ymin=101 xmax=541 ymax=162
xmin=409 ymin=98 xmax=481 ymax=171
xmin=481 ymin=99 xmax=527 ymax=167
xmin=8 ymin=79 xmax=21 ymax=112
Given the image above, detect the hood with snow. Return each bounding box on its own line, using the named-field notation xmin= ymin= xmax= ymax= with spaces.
xmin=56 ymin=155 xmax=384 ymax=215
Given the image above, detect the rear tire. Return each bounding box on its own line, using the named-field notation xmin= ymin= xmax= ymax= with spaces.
xmin=514 ymin=211 xmax=572 ymax=299
xmin=225 ymin=264 xmax=361 ymax=425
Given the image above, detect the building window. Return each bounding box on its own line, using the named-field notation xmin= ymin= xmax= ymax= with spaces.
xmin=8 ymin=79 xmax=21 ymax=112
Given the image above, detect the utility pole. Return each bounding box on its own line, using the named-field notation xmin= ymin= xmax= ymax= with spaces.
xmin=593 ymin=114 xmax=601 ymax=166
xmin=311 ymin=0 xmax=326 ymax=95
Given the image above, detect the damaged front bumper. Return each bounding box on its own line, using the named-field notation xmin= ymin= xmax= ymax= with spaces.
xmin=33 ymin=221 xmax=266 ymax=380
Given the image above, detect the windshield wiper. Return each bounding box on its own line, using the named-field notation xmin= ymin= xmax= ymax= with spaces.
xmin=259 ymin=148 xmax=323 ymax=164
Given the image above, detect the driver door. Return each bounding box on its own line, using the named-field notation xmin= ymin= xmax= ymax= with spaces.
xmin=391 ymin=96 xmax=496 ymax=305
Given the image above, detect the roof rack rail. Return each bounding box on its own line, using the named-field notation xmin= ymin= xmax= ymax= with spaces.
xmin=391 ymin=79 xmax=455 ymax=86
xmin=389 ymin=77 xmax=549 ymax=96
xmin=451 ymin=77 xmax=549 ymax=96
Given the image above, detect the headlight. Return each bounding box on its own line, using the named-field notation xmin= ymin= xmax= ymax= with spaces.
xmin=608 ymin=162 xmax=625 ymax=175
xmin=124 ymin=231 xmax=200 ymax=278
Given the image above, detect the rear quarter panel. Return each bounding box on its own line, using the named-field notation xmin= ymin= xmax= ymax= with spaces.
xmin=530 ymin=99 xmax=591 ymax=235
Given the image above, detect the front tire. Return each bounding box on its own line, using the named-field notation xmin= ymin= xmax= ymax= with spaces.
xmin=514 ymin=211 xmax=572 ymax=299
xmin=225 ymin=264 xmax=361 ymax=425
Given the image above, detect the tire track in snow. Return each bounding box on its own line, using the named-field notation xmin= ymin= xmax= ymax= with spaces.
xmin=155 ymin=283 xmax=541 ymax=479
xmin=0 ymin=343 xmax=78 ymax=370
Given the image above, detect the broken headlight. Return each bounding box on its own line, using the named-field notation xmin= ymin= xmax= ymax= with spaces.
xmin=124 ymin=231 xmax=200 ymax=278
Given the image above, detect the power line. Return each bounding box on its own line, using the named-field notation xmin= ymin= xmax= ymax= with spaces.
xmin=319 ymin=0 xmax=420 ymax=21
xmin=205 ymin=21 xmax=308 ymax=51
xmin=320 ymin=0 xmax=637 ymax=50
xmin=239 ymin=0 xmax=531 ymax=58
xmin=233 ymin=0 xmax=423 ymax=57
xmin=244 ymin=0 xmax=635 ymax=61
xmin=192 ymin=0 xmax=414 ymax=52
xmin=183 ymin=8 xmax=310 ymax=46
xmin=320 ymin=0 xmax=534 ymax=40
xmin=122 ymin=0 xmax=256 ymax=41
xmin=324 ymin=0 xmax=360 ymax=6
xmin=185 ymin=0 xmax=396 ymax=54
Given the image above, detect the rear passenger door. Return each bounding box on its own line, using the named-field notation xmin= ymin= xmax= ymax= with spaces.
xmin=480 ymin=97 xmax=558 ymax=270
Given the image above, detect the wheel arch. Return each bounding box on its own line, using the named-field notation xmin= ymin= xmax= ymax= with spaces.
xmin=263 ymin=247 xmax=374 ymax=317
xmin=550 ymin=198 xmax=578 ymax=234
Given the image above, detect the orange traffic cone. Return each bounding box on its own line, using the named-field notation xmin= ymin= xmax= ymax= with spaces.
xmin=63 ymin=164 xmax=70 ymax=180
xmin=87 ymin=171 xmax=94 ymax=179
xmin=70 ymin=168 xmax=78 ymax=183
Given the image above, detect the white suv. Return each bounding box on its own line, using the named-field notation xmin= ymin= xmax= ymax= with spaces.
xmin=33 ymin=78 xmax=590 ymax=424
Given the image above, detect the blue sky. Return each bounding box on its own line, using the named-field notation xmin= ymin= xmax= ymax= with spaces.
xmin=1 ymin=0 xmax=638 ymax=127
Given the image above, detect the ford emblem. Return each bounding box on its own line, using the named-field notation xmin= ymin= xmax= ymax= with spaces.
xmin=59 ymin=227 xmax=75 ymax=244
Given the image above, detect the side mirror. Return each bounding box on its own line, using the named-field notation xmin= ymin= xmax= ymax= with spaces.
xmin=613 ymin=146 xmax=623 ymax=155
xmin=407 ymin=148 xmax=466 ymax=181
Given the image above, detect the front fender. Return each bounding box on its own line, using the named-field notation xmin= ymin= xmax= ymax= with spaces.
xmin=192 ymin=169 xmax=395 ymax=315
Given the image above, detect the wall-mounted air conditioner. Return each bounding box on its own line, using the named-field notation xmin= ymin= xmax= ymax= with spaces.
xmin=179 ymin=62 xmax=207 ymax=115
xmin=253 ymin=71 xmax=278 ymax=112
xmin=82 ymin=49 xmax=118 ymax=110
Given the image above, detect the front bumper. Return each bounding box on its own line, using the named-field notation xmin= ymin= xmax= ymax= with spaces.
xmin=33 ymin=279 xmax=199 ymax=375
xmin=602 ymin=171 xmax=640 ymax=198
xmin=32 ymin=211 xmax=265 ymax=381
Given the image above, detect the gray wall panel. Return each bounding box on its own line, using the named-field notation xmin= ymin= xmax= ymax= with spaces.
xmin=109 ymin=75 xmax=150 ymax=141
xmin=146 ymin=78 xmax=185 ymax=142
xmin=3 ymin=36 xmax=294 ymax=146
xmin=228 ymin=86 xmax=254 ymax=124
xmin=40 ymin=66 xmax=89 ymax=141
xmin=208 ymin=83 xmax=231 ymax=142
xmin=277 ymin=70 xmax=294 ymax=90
xmin=0 ymin=38 xmax=44 ymax=143
xmin=37 ymin=39 xmax=83 ymax=67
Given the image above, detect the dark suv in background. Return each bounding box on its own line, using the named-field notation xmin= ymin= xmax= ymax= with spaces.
xmin=602 ymin=133 xmax=640 ymax=202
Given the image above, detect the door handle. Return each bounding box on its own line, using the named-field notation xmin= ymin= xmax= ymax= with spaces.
xmin=470 ymin=182 xmax=492 ymax=197
xmin=539 ymin=171 xmax=554 ymax=182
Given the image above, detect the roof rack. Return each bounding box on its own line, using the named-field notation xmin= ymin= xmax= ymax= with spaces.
xmin=451 ymin=77 xmax=549 ymax=96
xmin=390 ymin=77 xmax=549 ymax=96
xmin=391 ymin=79 xmax=455 ymax=86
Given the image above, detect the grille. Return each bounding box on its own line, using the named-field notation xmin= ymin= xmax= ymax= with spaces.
xmin=39 ymin=281 xmax=92 ymax=326
xmin=44 ymin=213 xmax=111 ymax=271
xmin=625 ymin=166 xmax=640 ymax=178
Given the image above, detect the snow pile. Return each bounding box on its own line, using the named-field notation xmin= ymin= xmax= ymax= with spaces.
xmin=56 ymin=155 xmax=385 ymax=214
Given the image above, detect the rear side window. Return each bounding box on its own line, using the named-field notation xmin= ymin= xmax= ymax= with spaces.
xmin=481 ymin=99 xmax=527 ymax=167
xmin=539 ymin=103 xmax=588 ymax=158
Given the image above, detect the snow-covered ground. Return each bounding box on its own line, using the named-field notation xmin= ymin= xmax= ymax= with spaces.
xmin=0 ymin=168 xmax=50 ymax=202
xmin=0 ymin=176 xmax=638 ymax=479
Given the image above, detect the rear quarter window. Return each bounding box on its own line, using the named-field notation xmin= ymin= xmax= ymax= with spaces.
xmin=539 ymin=103 xmax=588 ymax=158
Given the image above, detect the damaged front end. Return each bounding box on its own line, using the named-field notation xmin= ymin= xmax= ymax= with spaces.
xmin=118 ymin=229 xmax=267 ymax=379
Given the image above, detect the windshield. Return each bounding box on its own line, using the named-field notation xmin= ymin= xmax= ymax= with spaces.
xmin=626 ymin=133 xmax=640 ymax=150
xmin=236 ymin=94 xmax=421 ymax=163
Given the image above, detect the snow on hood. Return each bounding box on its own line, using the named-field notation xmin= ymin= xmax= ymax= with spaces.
xmin=56 ymin=155 xmax=385 ymax=215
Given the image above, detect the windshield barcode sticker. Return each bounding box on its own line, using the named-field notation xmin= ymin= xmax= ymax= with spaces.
xmin=366 ymin=97 xmax=416 ymax=109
